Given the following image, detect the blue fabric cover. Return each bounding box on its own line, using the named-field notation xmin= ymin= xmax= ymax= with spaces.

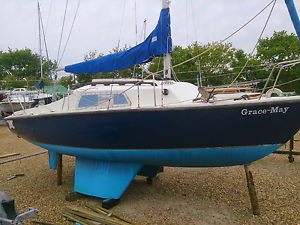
xmin=48 ymin=151 xmax=58 ymax=170
xmin=65 ymin=8 xmax=172 ymax=74
xmin=285 ymin=0 xmax=300 ymax=40
xmin=33 ymin=79 xmax=45 ymax=88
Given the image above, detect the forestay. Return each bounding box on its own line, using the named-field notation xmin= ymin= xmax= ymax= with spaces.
xmin=65 ymin=8 xmax=172 ymax=74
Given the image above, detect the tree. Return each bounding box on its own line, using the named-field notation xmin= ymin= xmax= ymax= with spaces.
xmin=256 ymin=31 xmax=300 ymax=93
xmin=148 ymin=42 xmax=236 ymax=86
xmin=256 ymin=31 xmax=300 ymax=63
xmin=0 ymin=48 xmax=56 ymax=89
xmin=230 ymin=49 xmax=268 ymax=87
xmin=58 ymin=75 xmax=74 ymax=88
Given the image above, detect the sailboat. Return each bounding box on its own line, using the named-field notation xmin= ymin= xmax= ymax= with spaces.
xmin=5 ymin=0 xmax=300 ymax=200
xmin=0 ymin=87 xmax=52 ymax=117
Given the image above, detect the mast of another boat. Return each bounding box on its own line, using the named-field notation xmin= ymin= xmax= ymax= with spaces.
xmin=38 ymin=2 xmax=43 ymax=81
xmin=162 ymin=0 xmax=171 ymax=79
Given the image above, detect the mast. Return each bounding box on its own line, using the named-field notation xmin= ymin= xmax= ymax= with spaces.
xmin=162 ymin=0 xmax=171 ymax=79
xmin=38 ymin=2 xmax=43 ymax=80
xmin=285 ymin=0 xmax=300 ymax=41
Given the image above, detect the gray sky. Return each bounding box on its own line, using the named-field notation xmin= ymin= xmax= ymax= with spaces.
xmin=0 ymin=0 xmax=299 ymax=72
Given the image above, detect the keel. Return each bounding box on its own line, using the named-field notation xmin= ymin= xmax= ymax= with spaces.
xmin=74 ymin=158 xmax=142 ymax=199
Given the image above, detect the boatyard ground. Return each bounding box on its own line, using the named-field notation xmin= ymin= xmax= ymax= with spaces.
xmin=0 ymin=125 xmax=299 ymax=225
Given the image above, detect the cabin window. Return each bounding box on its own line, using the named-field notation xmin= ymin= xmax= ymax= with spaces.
xmin=113 ymin=94 xmax=128 ymax=105
xmin=98 ymin=94 xmax=110 ymax=103
xmin=78 ymin=93 xmax=129 ymax=108
xmin=78 ymin=94 xmax=98 ymax=108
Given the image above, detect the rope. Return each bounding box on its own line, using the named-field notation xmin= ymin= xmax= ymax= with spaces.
xmin=275 ymin=77 xmax=300 ymax=87
xmin=56 ymin=0 xmax=69 ymax=67
xmin=45 ymin=0 xmax=53 ymax=35
xmin=172 ymin=63 xmax=275 ymax=75
xmin=167 ymin=0 xmax=276 ymax=74
xmin=176 ymin=68 xmax=272 ymax=81
xmin=58 ymin=0 xmax=81 ymax=66
xmin=228 ymin=0 xmax=277 ymax=87
xmin=254 ymin=77 xmax=300 ymax=93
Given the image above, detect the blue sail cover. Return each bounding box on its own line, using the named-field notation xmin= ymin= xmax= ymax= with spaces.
xmin=33 ymin=79 xmax=45 ymax=88
xmin=65 ymin=8 xmax=172 ymax=74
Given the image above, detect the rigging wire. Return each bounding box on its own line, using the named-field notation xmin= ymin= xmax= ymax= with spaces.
xmin=168 ymin=0 xmax=276 ymax=73
xmin=185 ymin=0 xmax=189 ymax=46
xmin=173 ymin=63 xmax=275 ymax=74
xmin=228 ymin=0 xmax=277 ymax=87
xmin=38 ymin=2 xmax=43 ymax=80
xmin=38 ymin=2 xmax=53 ymax=83
xmin=175 ymin=67 xmax=274 ymax=81
xmin=117 ymin=0 xmax=127 ymax=51
xmin=139 ymin=19 xmax=147 ymax=43
xmin=134 ymin=0 xmax=138 ymax=46
xmin=190 ymin=0 xmax=198 ymax=42
xmin=133 ymin=0 xmax=138 ymax=78
xmin=109 ymin=0 xmax=127 ymax=109
xmin=45 ymin=0 xmax=53 ymax=35
xmin=58 ymin=0 xmax=81 ymax=66
xmin=56 ymin=0 xmax=69 ymax=69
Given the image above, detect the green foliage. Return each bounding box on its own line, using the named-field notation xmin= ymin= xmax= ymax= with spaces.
xmin=256 ymin=31 xmax=300 ymax=63
xmin=149 ymin=42 xmax=236 ymax=86
xmin=0 ymin=48 xmax=56 ymax=89
xmin=256 ymin=31 xmax=300 ymax=93
xmin=230 ymin=50 xmax=268 ymax=86
xmin=2 ymin=31 xmax=299 ymax=93
xmin=58 ymin=75 xmax=74 ymax=88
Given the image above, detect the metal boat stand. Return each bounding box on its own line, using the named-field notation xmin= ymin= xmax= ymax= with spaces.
xmin=243 ymin=164 xmax=260 ymax=215
xmin=273 ymin=136 xmax=299 ymax=162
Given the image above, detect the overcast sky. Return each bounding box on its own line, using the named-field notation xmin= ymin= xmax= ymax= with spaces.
xmin=0 ymin=0 xmax=299 ymax=72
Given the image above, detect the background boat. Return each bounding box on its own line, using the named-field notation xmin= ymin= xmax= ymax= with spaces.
xmin=0 ymin=88 xmax=52 ymax=117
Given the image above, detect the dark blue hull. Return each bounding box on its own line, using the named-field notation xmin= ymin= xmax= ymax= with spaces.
xmin=6 ymin=99 xmax=300 ymax=166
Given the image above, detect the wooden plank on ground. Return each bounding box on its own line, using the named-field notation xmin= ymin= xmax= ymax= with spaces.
xmin=0 ymin=153 xmax=20 ymax=159
xmin=63 ymin=209 xmax=96 ymax=225
xmin=86 ymin=205 xmax=134 ymax=224
xmin=64 ymin=205 xmax=133 ymax=225
xmin=0 ymin=151 xmax=47 ymax=165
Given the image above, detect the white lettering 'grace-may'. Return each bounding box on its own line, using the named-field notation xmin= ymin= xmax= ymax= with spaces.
xmin=241 ymin=106 xmax=290 ymax=116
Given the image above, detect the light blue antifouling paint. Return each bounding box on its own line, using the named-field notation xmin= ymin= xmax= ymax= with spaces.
xmin=65 ymin=8 xmax=172 ymax=74
xmin=48 ymin=151 xmax=58 ymax=170
xmin=34 ymin=141 xmax=281 ymax=167
xmin=74 ymin=157 xmax=142 ymax=199
xmin=31 ymin=141 xmax=282 ymax=199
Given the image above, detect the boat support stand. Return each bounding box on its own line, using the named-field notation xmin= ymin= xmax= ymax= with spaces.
xmin=273 ymin=136 xmax=299 ymax=162
xmin=48 ymin=151 xmax=63 ymax=185
xmin=244 ymin=164 xmax=260 ymax=215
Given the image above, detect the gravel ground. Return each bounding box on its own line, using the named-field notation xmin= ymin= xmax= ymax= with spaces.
xmin=0 ymin=125 xmax=299 ymax=225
